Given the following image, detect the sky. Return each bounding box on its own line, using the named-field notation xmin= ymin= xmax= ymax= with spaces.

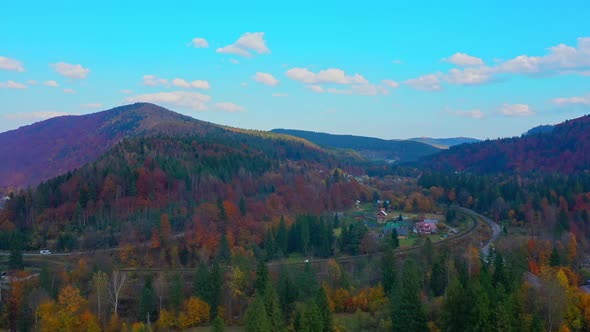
xmin=1 ymin=1 xmax=589 ymax=139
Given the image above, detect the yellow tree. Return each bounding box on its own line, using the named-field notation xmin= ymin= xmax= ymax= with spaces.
xmin=178 ymin=296 xmax=210 ymax=329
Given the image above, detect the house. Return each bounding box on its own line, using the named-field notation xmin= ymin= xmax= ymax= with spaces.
xmin=376 ymin=209 xmax=388 ymax=223
xmin=383 ymin=222 xmax=410 ymax=239
xmin=423 ymin=218 xmax=439 ymax=224
xmin=415 ymin=221 xmax=437 ymax=235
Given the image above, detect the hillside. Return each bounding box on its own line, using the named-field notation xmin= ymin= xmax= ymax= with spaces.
xmin=0 ymin=103 xmax=229 ymax=188
xmin=271 ymin=129 xmax=441 ymax=162
xmin=425 ymin=114 xmax=590 ymax=173
xmin=408 ymin=137 xmax=480 ymax=149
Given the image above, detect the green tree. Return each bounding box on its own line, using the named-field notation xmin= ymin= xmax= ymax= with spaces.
xmin=276 ymin=216 xmax=288 ymax=255
xmin=390 ymin=229 xmax=400 ymax=249
xmin=440 ymin=278 xmax=472 ymax=332
xmin=391 ymin=259 xmax=428 ymax=332
xmin=255 ymin=261 xmax=270 ymax=295
xmin=316 ymin=287 xmax=334 ymax=332
xmin=263 ymin=282 xmax=284 ymax=332
xmin=239 ymin=196 xmax=247 ymax=217
xmin=211 ymin=316 xmax=224 ymax=332
xmin=170 ymin=273 xmax=184 ymax=312
xmin=297 ymin=301 xmax=324 ymax=332
xmin=8 ymin=238 xmax=23 ymax=270
xmin=277 ymin=268 xmax=297 ymax=318
xmin=244 ymin=296 xmax=271 ymax=332
xmin=139 ymin=277 xmax=157 ymax=322
xmin=550 ymin=246 xmax=561 ymax=267
xmin=430 ymin=256 xmax=447 ymax=297
xmin=217 ymin=234 xmax=231 ymax=263
xmin=381 ymin=251 xmax=397 ymax=296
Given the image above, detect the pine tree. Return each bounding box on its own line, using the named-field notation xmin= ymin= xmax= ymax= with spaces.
xmin=391 ymin=259 xmax=428 ymax=332
xmin=381 ymin=251 xmax=397 ymax=296
xmin=430 ymin=256 xmax=447 ymax=297
xmin=550 ymin=246 xmax=561 ymax=267
xmin=217 ymin=234 xmax=231 ymax=263
xmin=298 ymin=301 xmax=324 ymax=332
xmin=255 ymin=261 xmax=270 ymax=295
xmin=239 ymin=196 xmax=247 ymax=217
xmin=244 ymin=296 xmax=271 ymax=332
xmin=316 ymin=287 xmax=334 ymax=332
xmin=139 ymin=277 xmax=157 ymax=322
xmin=170 ymin=274 xmax=184 ymax=312
xmin=390 ymin=229 xmax=400 ymax=249
xmin=277 ymin=268 xmax=297 ymax=318
xmin=276 ymin=216 xmax=288 ymax=255
xmin=263 ymin=282 xmax=284 ymax=332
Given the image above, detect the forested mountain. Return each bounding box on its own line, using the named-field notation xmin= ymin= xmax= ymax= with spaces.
xmin=0 ymin=103 xmax=228 ymax=188
xmin=271 ymin=129 xmax=440 ymax=162
xmin=407 ymin=137 xmax=480 ymax=149
xmin=424 ymin=114 xmax=590 ymax=174
xmin=0 ymin=122 xmax=368 ymax=251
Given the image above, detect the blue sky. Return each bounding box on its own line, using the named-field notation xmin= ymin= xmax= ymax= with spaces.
xmin=1 ymin=1 xmax=589 ymax=139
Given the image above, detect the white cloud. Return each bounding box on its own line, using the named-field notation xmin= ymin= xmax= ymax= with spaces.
xmin=125 ymin=91 xmax=211 ymax=111
xmin=497 ymin=37 xmax=590 ymax=75
xmin=0 ymin=56 xmax=25 ymax=72
xmin=0 ymin=80 xmax=27 ymax=89
xmin=189 ymin=80 xmax=210 ymax=89
xmin=81 ymin=103 xmax=103 ymax=108
xmin=253 ymin=72 xmax=280 ymax=86
xmin=44 ymin=80 xmax=59 ymax=87
xmin=120 ymin=89 xmax=133 ymax=94
xmin=499 ymin=103 xmax=533 ymax=116
xmin=326 ymin=84 xmax=389 ymax=96
xmin=552 ymin=93 xmax=590 ymax=106
xmin=286 ymin=67 xmax=368 ymax=85
xmin=3 ymin=111 xmax=69 ymax=121
xmin=63 ymin=88 xmax=76 ymax=94
xmin=172 ymin=78 xmax=191 ymax=88
xmin=216 ymin=32 xmax=270 ymax=57
xmin=405 ymin=74 xmax=442 ymax=91
xmin=214 ymin=102 xmax=246 ymax=113
xmin=444 ymin=52 xmax=484 ymax=66
xmin=382 ymin=79 xmax=400 ymax=88
xmin=143 ymin=75 xmax=168 ymax=86
xmin=445 ymin=66 xmax=494 ymax=85
xmin=51 ymin=62 xmax=90 ymax=79
xmin=447 ymin=109 xmax=485 ymax=119
xmin=306 ymin=85 xmax=324 ymax=93
xmin=190 ymin=37 xmax=209 ymax=48
xmin=272 ymin=93 xmax=288 ymax=97
xmin=27 ymin=80 xmax=38 ymax=85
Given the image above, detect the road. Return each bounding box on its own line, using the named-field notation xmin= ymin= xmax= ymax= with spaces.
xmin=457 ymin=207 xmax=502 ymax=257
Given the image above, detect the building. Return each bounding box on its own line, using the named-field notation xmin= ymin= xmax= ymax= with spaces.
xmin=415 ymin=221 xmax=437 ymax=235
xmin=376 ymin=209 xmax=388 ymax=223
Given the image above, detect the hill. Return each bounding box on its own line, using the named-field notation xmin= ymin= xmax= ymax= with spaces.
xmin=424 ymin=114 xmax=590 ymax=173
xmin=271 ymin=129 xmax=441 ymax=162
xmin=0 ymin=103 xmax=229 ymax=188
xmin=408 ymin=137 xmax=480 ymax=149
xmin=524 ymin=124 xmax=554 ymax=136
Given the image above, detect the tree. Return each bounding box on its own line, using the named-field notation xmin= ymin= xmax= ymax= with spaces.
xmin=217 ymin=234 xmax=231 ymax=262
xmin=297 ymin=301 xmax=324 ymax=332
xmin=316 ymin=286 xmax=334 ymax=332
xmin=276 ymin=216 xmax=288 ymax=255
xmin=390 ymin=229 xmax=400 ymax=249
xmin=139 ymin=277 xmax=157 ymax=322
xmin=263 ymin=281 xmax=284 ymax=332
xmin=391 ymin=259 xmax=428 ymax=332
xmin=211 ymin=316 xmax=225 ymax=332
xmin=170 ymin=273 xmax=184 ymax=312
xmin=8 ymin=237 xmax=23 ymax=270
xmin=277 ymin=268 xmax=297 ymax=318
xmin=440 ymin=278 xmax=472 ymax=331
xmin=178 ymin=296 xmax=210 ymax=329
xmin=108 ymin=271 xmax=127 ymax=317
xmin=550 ymin=246 xmax=561 ymax=267
xmin=430 ymin=256 xmax=448 ymax=297
xmin=91 ymin=271 xmax=108 ymax=326
xmin=244 ymin=296 xmax=271 ymax=332
xmin=255 ymin=261 xmax=270 ymax=295
xmin=381 ymin=251 xmax=397 ymax=296
xmin=154 ymin=272 xmax=167 ymax=312
xmin=239 ymin=196 xmax=247 ymax=217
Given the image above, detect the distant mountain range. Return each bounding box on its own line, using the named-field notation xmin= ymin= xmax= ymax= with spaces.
xmin=271 ymin=129 xmax=442 ymax=162
xmin=425 ymin=115 xmax=590 ymax=174
xmin=407 ymin=137 xmax=480 ymax=149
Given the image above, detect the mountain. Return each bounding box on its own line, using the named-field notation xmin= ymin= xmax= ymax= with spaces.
xmin=271 ymin=129 xmax=441 ymax=162
xmin=424 ymin=114 xmax=590 ymax=173
xmin=524 ymin=124 xmax=554 ymax=136
xmin=408 ymin=137 xmax=480 ymax=149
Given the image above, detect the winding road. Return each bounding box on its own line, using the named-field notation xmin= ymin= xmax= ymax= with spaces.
xmin=457 ymin=206 xmax=502 ymax=257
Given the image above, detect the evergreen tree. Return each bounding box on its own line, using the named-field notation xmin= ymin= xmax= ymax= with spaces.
xmin=316 ymin=286 xmax=334 ymax=332
xmin=217 ymin=234 xmax=231 ymax=262
xmin=422 ymin=237 xmax=433 ymax=266
xmin=138 ymin=277 xmax=157 ymax=322
xmin=297 ymin=301 xmax=324 ymax=332
xmin=390 ymin=229 xmax=400 ymax=249
xmin=430 ymin=256 xmax=448 ymax=297
xmin=263 ymin=281 xmax=284 ymax=332
xmin=276 ymin=216 xmax=288 ymax=255
xmin=550 ymin=246 xmax=561 ymax=267
xmin=264 ymin=229 xmax=276 ymax=261
xmin=255 ymin=261 xmax=270 ymax=295
xmin=381 ymin=251 xmax=397 ymax=296
xmin=493 ymin=252 xmax=506 ymax=287
xmin=440 ymin=278 xmax=472 ymax=332
xmin=244 ymin=296 xmax=271 ymax=332
xmin=239 ymin=196 xmax=247 ymax=217
xmin=277 ymin=268 xmax=297 ymax=318
xmin=391 ymin=259 xmax=428 ymax=332
xmin=8 ymin=238 xmax=23 ymax=270
xmin=169 ymin=273 xmax=184 ymax=312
